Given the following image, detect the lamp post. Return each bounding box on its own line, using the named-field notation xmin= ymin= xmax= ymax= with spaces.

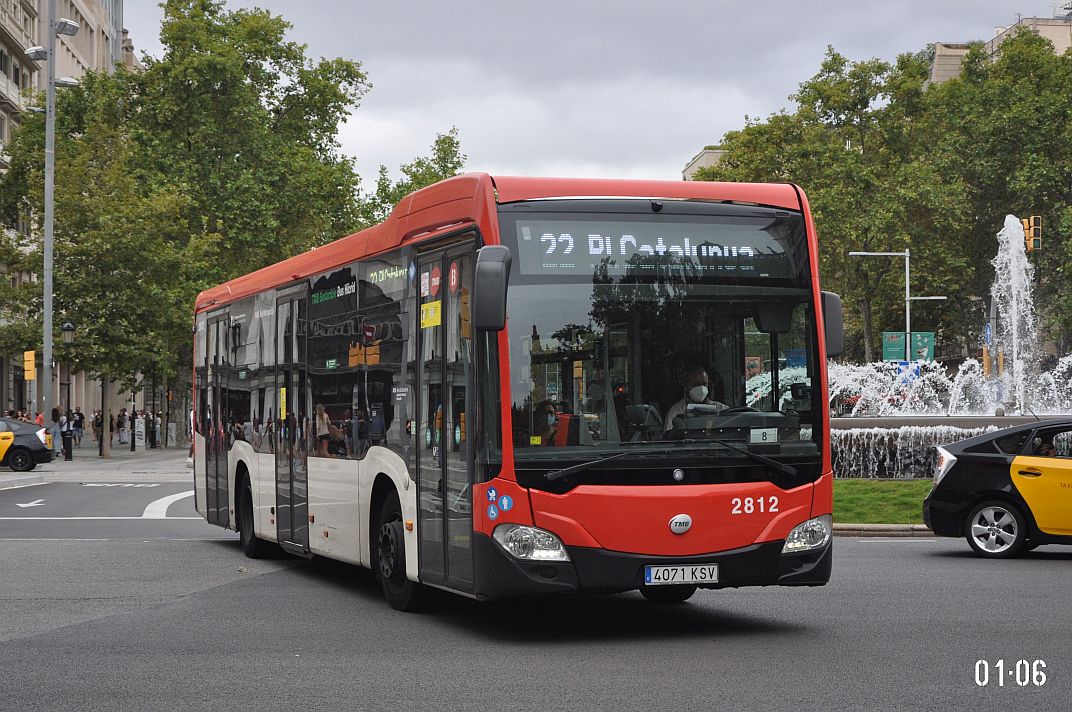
xmin=61 ymin=321 xmax=74 ymax=460
xmin=24 ymin=1 xmax=79 ymax=444
xmin=848 ymin=249 xmax=947 ymax=360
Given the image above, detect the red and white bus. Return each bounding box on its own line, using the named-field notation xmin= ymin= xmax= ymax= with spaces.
xmin=193 ymin=174 xmax=843 ymax=609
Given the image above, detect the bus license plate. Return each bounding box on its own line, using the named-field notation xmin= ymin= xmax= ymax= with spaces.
xmin=644 ymin=564 xmax=718 ymax=585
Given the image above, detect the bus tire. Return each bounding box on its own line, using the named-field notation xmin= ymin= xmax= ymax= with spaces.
xmin=375 ymin=490 xmax=427 ymax=612
xmin=640 ymin=584 xmax=697 ymax=604
xmin=238 ymin=480 xmax=271 ymax=559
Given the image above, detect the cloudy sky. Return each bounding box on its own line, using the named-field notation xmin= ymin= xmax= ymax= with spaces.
xmin=123 ymin=1 xmax=1059 ymax=181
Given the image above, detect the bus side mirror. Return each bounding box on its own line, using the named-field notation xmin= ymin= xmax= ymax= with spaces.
xmin=822 ymin=291 xmax=844 ymax=357
xmin=474 ymin=245 xmax=512 ymax=331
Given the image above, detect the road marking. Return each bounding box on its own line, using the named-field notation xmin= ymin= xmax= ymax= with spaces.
xmin=82 ymin=483 xmax=161 ymax=488
xmin=855 ymin=538 xmax=939 ymax=542
xmin=0 ymin=516 xmax=201 ymax=520
xmin=142 ymin=490 xmax=195 ymax=519
xmin=15 ymin=499 xmax=45 ymax=508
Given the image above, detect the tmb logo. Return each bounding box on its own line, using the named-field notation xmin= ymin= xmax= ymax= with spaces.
xmin=668 ymin=513 xmax=693 ymax=535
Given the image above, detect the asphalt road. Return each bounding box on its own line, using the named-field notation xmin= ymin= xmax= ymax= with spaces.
xmin=0 ymin=478 xmax=1068 ymax=711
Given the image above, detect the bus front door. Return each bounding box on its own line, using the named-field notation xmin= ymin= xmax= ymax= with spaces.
xmin=205 ymin=314 xmax=229 ymax=528
xmin=416 ymin=245 xmax=475 ymax=591
xmin=275 ymin=291 xmax=310 ymax=556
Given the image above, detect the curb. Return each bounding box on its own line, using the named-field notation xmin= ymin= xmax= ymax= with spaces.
xmin=834 ymin=523 xmax=933 ymax=537
xmin=0 ymin=474 xmax=45 ymax=491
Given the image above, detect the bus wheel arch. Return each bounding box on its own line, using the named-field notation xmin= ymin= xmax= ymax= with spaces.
xmin=371 ymin=473 xmax=427 ymax=611
xmin=236 ymin=463 xmax=270 ymax=558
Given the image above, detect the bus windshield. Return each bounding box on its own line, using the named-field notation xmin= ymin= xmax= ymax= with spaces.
xmin=499 ymin=200 xmax=821 ymax=461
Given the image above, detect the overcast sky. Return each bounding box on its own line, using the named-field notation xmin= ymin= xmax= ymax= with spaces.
xmin=123 ymin=1 xmax=1060 ymax=181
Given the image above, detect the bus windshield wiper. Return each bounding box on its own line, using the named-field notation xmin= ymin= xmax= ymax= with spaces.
xmin=544 ymin=451 xmax=635 ymax=481
xmin=621 ymin=438 xmax=797 ymax=477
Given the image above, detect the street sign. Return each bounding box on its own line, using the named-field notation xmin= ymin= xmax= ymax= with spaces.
xmin=984 ymin=322 xmax=992 ymax=347
xmin=883 ymin=332 xmax=935 ymax=361
xmin=911 ymin=332 xmax=935 ymax=361
xmin=882 ymin=332 xmax=905 ymax=361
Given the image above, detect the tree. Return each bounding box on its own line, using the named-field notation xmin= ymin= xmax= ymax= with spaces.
xmin=696 ymin=47 xmax=977 ymax=360
xmin=357 ymin=127 xmax=467 ymax=227
xmin=0 ymin=0 xmax=370 ymax=447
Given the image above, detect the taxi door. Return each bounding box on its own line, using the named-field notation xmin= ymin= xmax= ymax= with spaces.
xmin=0 ymin=430 xmax=13 ymax=461
xmin=1011 ymin=428 xmax=1072 ymax=536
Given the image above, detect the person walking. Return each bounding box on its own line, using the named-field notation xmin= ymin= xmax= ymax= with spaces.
xmin=72 ymin=407 xmax=85 ymax=447
xmin=50 ymin=407 xmax=62 ymax=456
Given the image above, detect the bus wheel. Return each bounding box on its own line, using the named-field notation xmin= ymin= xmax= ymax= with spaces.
xmin=238 ymin=481 xmax=271 ymax=559
xmin=640 ymin=584 xmax=697 ymax=604
xmin=375 ymin=492 xmax=428 ymax=612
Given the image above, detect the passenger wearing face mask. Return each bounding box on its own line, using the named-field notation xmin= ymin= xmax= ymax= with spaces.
xmin=534 ymin=400 xmax=558 ymax=445
xmin=664 ymin=366 xmax=726 ymax=432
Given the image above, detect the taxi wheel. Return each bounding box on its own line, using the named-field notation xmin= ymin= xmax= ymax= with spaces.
xmin=965 ymin=501 xmax=1026 ymax=558
xmin=640 ymin=584 xmax=697 ymax=604
xmin=8 ymin=448 xmax=34 ymax=472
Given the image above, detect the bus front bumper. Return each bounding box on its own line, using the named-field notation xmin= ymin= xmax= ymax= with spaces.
xmin=472 ymin=533 xmax=831 ymax=600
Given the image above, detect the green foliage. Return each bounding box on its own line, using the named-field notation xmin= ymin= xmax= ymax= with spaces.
xmin=696 ymin=31 xmax=1072 ymax=358
xmin=0 ymin=0 xmax=373 ymax=383
xmin=356 ymin=127 xmax=467 ymax=227
xmin=833 ymin=478 xmax=931 ymax=524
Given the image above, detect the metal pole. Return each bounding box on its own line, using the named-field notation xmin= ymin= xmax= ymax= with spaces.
xmin=904 ymin=248 xmax=911 ymax=361
xmin=41 ymin=0 xmax=56 ymax=428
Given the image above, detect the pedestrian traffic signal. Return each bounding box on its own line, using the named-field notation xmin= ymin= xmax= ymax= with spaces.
xmin=1023 ymin=215 xmax=1042 ymax=252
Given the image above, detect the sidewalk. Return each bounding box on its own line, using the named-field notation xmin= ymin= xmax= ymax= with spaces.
xmin=1 ymin=442 xmax=191 ymax=486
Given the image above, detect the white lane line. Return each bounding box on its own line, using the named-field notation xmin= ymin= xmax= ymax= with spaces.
xmin=0 ymin=516 xmax=201 ymax=520
xmin=855 ymin=538 xmax=939 ymax=542
xmin=142 ymin=490 xmax=195 ymax=519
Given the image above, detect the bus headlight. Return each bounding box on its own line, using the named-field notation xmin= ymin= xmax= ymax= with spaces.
xmin=782 ymin=514 xmax=832 ymax=553
xmin=492 ymin=524 xmax=570 ymax=562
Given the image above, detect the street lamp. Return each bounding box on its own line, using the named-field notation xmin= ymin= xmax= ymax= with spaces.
xmin=25 ymin=3 xmax=79 ymax=439
xmin=61 ymin=321 xmax=74 ymax=460
xmin=848 ymin=249 xmax=947 ymax=361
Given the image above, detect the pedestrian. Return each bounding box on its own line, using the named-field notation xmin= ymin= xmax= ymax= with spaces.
xmin=72 ymin=406 xmax=85 ymax=447
xmin=92 ymin=409 xmax=102 ymax=444
xmin=109 ymin=412 xmax=115 ymax=446
xmin=59 ymin=409 xmax=73 ymax=461
xmin=117 ymin=408 xmax=127 ymax=445
xmin=50 ymin=407 xmax=62 ymax=455
xmin=35 ymin=411 xmax=44 ymax=427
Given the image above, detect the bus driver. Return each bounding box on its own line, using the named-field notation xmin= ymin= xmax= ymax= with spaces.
xmin=664 ymin=366 xmax=726 ymax=432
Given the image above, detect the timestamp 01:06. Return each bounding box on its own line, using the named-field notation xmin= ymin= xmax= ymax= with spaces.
xmin=975 ymin=659 xmax=1047 ymax=687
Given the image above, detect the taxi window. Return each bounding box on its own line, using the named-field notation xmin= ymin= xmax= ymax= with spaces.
xmin=0 ymin=420 xmax=10 ymax=433
xmin=1030 ymin=428 xmax=1072 ymax=457
xmin=994 ymin=431 xmax=1028 ymax=454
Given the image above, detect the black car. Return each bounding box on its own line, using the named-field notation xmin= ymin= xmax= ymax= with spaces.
xmin=924 ymin=419 xmax=1072 ymax=558
xmin=0 ymin=418 xmax=53 ymax=471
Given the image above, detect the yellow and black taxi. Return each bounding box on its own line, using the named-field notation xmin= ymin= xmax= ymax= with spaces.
xmin=0 ymin=417 xmax=53 ymax=472
xmin=924 ymin=420 xmax=1072 ymax=557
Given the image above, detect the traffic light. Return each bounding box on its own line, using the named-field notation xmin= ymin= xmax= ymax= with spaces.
xmin=22 ymin=350 xmax=35 ymax=380
xmin=1023 ymin=215 xmax=1042 ymax=252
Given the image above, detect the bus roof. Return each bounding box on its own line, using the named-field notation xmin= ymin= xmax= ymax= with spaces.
xmin=195 ymin=174 xmax=804 ymax=313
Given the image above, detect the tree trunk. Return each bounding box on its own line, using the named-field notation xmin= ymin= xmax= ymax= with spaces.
xmin=861 ymin=298 xmax=874 ymax=363
xmin=101 ymin=380 xmax=111 ymax=458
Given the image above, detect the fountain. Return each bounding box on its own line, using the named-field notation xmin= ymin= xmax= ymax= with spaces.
xmin=822 ymin=215 xmax=1072 ymax=478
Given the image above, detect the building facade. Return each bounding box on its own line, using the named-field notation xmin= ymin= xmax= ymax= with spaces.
xmin=0 ymin=0 xmax=140 ymax=417
xmin=928 ymin=12 xmax=1072 ymax=85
